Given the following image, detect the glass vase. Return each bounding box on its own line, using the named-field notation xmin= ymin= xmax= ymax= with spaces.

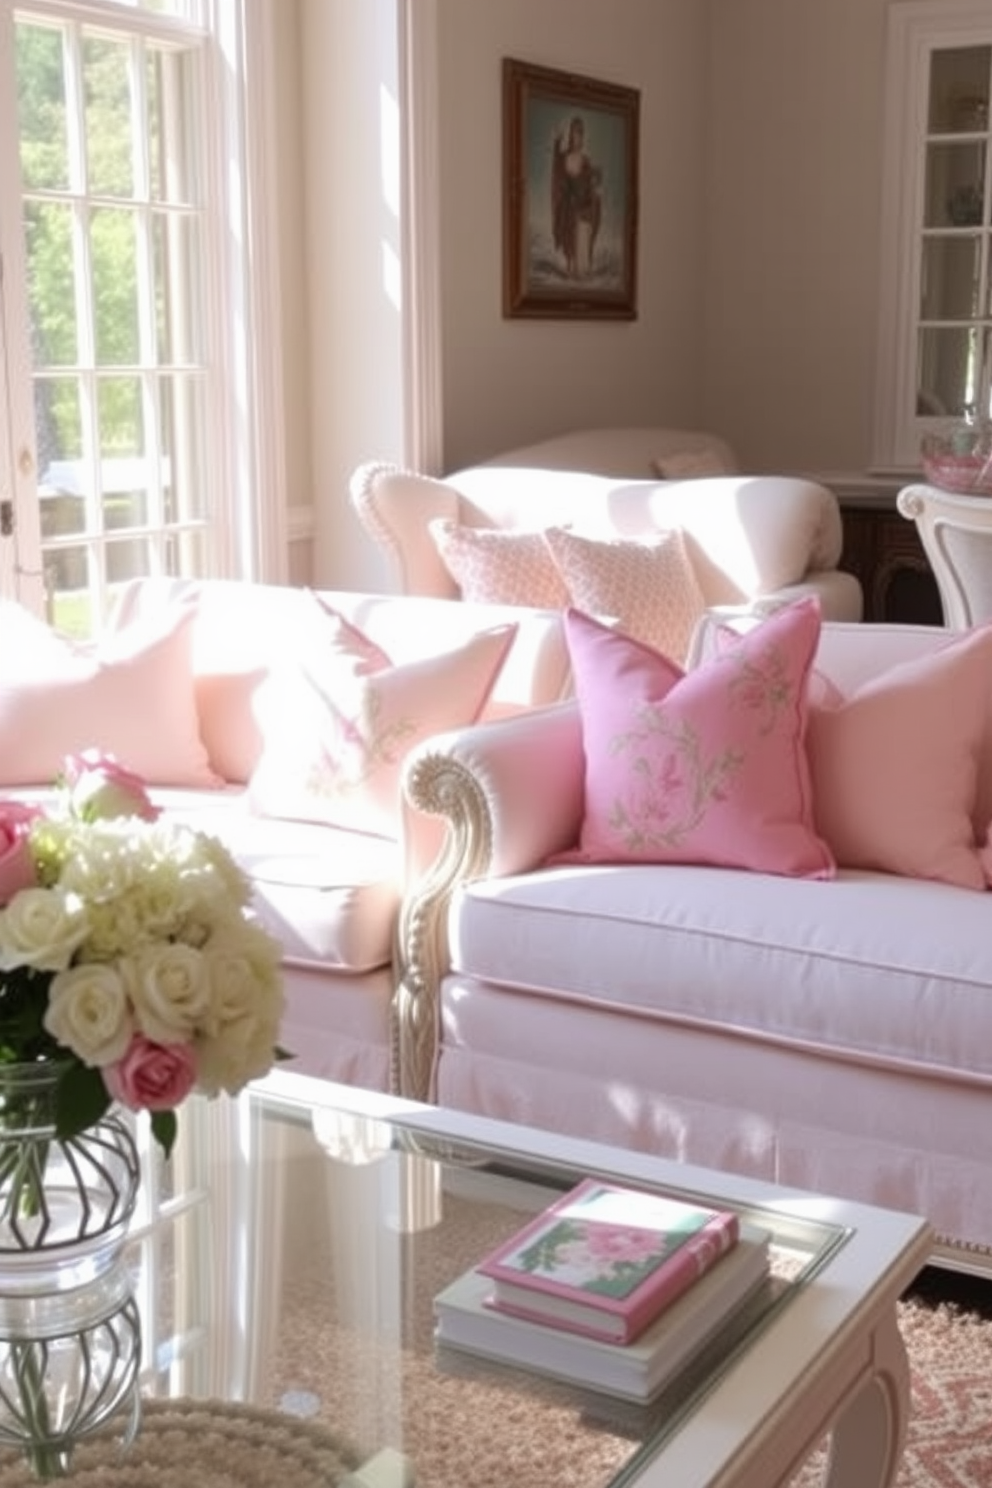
xmin=0 ymin=1258 xmax=142 ymax=1479
xmin=0 ymin=1062 xmax=140 ymax=1295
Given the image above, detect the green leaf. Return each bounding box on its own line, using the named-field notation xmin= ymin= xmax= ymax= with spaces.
xmin=54 ymin=1063 xmax=111 ymax=1141
xmin=151 ymin=1109 xmax=178 ymax=1160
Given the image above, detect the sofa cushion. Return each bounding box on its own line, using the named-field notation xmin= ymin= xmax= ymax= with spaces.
xmin=248 ymin=597 xmax=517 ymax=837
xmin=443 ymin=860 xmax=992 ymax=1084
xmin=806 ymin=622 xmax=992 ymax=891
xmin=0 ymin=601 xmax=219 ymax=788
xmin=555 ymin=599 xmax=834 ymax=878
xmin=147 ymin=790 xmax=401 ymax=972
xmin=428 ymin=518 xmax=570 ymax=608
xmin=542 ymin=526 xmax=706 ymax=660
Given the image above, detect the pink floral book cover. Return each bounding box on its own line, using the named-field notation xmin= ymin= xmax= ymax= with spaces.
xmin=477 ymin=1178 xmax=740 ymax=1344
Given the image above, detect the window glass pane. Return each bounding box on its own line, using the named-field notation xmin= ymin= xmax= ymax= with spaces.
xmin=34 ymin=376 xmax=84 ymax=496
xmin=97 ymin=375 xmax=149 ymax=529
xmin=154 ymin=213 xmax=201 ymax=362
xmin=160 ymin=374 xmax=206 ymax=523
xmin=91 ymin=207 xmax=140 ymax=364
xmin=920 ymin=236 xmax=984 ymax=319
xmin=917 ymin=325 xmax=984 ymax=417
xmin=24 ymin=202 xmax=77 ymax=365
xmin=147 ymin=47 xmax=199 ymax=205
xmin=928 ymin=46 xmax=991 ymax=133
xmin=15 ymin=22 xmax=68 ymax=191
xmin=106 ymin=533 xmax=154 ymax=584
xmin=84 ymin=32 xmax=135 ymax=198
xmin=924 ymin=141 xmax=985 ymax=227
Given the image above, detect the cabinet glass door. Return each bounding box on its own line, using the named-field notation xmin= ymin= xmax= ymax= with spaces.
xmin=917 ymin=44 xmax=991 ymax=424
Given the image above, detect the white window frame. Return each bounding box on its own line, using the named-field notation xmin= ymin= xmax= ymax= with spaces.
xmin=0 ymin=0 xmax=287 ymax=623
xmin=873 ymin=0 xmax=992 ymax=472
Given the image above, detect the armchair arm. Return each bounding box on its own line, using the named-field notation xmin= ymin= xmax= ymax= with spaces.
xmin=393 ymin=701 xmax=584 ymax=1100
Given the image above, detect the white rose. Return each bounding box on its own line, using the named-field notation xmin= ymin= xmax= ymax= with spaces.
xmin=195 ymin=1010 xmax=283 ymax=1097
xmin=124 ymin=941 xmax=211 ymax=1043
xmin=44 ymin=962 xmax=134 ymax=1066
xmin=200 ymin=927 xmax=284 ymax=1040
xmin=0 ymin=887 xmax=88 ymax=972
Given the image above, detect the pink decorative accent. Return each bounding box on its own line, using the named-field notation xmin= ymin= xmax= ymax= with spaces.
xmin=556 ymin=598 xmax=834 ymax=878
xmin=249 ymin=597 xmax=517 ymax=836
xmin=542 ymin=526 xmax=706 ymax=661
xmin=807 ymin=623 xmax=992 ymax=890
xmin=0 ymin=601 xmax=219 ymax=788
xmin=103 ymin=1032 xmax=198 ymax=1112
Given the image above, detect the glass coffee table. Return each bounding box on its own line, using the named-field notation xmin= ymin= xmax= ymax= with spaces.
xmin=0 ymin=1069 xmax=932 ymax=1488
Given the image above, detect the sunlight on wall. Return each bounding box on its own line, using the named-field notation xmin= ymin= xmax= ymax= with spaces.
xmin=380 ymin=82 xmax=402 ymax=311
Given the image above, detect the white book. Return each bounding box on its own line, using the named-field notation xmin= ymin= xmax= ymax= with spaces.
xmin=434 ymin=1223 xmax=771 ymax=1403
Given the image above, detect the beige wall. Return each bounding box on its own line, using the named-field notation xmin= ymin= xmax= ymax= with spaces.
xmin=702 ymin=0 xmax=892 ymax=473
xmin=434 ymin=0 xmax=709 ymax=473
xmin=282 ymin=0 xmax=965 ymax=588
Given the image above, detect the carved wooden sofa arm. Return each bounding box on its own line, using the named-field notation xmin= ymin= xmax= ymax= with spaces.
xmin=394 ymin=702 xmax=584 ymax=1101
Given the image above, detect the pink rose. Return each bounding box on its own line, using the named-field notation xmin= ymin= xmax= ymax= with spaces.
xmin=103 ymin=1033 xmax=197 ymax=1112
xmin=62 ymin=751 xmax=159 ymax=823
xmin=0 ymin=800 xmax=41 ymax=907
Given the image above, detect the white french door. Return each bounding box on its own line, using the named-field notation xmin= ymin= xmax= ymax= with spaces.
xmin=0 ymin=0 xmax=283 ymax=639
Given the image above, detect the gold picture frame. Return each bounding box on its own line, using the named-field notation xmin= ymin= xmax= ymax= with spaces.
xmin=503 ymin=58 xmax=640 ymax=320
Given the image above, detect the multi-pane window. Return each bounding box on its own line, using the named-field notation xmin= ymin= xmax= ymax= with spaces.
xmin=0 ymin=0 xmax=272 ymax=638
xmin=875 ymin=2 xmax=992 ymax=471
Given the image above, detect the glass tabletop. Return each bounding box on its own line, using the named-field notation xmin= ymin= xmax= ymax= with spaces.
xmin=98 ymin=1074 xmax=852 ymax=1488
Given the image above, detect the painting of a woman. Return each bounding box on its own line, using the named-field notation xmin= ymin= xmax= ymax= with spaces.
xmin=551 ymin=116 xmax=603 ymax=279
xmin=503 ymin=59 xmax=639 ymax=318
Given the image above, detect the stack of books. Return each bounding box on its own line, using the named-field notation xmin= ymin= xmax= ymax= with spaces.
xmin=434 ymin=1177 xmax=771 ymax=1402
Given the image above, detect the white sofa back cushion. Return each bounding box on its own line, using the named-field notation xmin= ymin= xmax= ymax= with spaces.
xmin=351 ymin=463 xmax=847 ymax=608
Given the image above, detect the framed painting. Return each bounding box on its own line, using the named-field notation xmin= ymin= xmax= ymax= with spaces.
xmin=502 ymin=58 xmax=640 ymax=320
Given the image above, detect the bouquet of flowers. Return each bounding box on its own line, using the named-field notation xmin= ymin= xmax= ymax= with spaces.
xmin=0 ymin=751 xmax=287 ymax=1158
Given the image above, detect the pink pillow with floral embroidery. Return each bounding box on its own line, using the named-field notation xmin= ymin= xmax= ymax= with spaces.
xmin=248 ymin=601 xmax=516 ymax=837
xmin=554 ymin=599 xmax=835 ymax=877
xmin=807 ymin=623 xmax=992 ymax=890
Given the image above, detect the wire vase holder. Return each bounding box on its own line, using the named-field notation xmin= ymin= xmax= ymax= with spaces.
xmin=0 ymin=1062 xmax=140 ymax=1296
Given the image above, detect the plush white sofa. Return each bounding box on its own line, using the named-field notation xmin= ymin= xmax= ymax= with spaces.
xmin=0 ymin=579 xmax=570 ymax=1092
xmin=351 ymin=426 xmax=864 ymax=623
xmin=397 ymin=612 xmax=992 ymax=1273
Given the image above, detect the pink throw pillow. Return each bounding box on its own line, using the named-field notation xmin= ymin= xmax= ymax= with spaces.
xmin=0 ymin=601 xmax=219 ymax=788
xmin=807 ymin=623 xmax=992 ymax=890
xmin=555 ymin=599 xmax=834 ymax=877
xmin=249 ymin=600 xmax=517 ymax=837
xmin=542 ymin=526 xmax=706 ymax=662
xmin=428 ymin=519 xmax=570 ymax=609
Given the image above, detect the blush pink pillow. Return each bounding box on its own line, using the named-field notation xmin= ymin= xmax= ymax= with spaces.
xmin=249 ymin=600 xmax=517 ymax=837
xmin=807 ymin=623 xmax=992 ymax=890
xmin=0 ymin=601 xmax=218 ymax=787
xmin=555 ymin=599 xmax=834 ymax=877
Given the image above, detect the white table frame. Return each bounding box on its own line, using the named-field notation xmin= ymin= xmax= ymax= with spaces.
xmin=256 ymin=1069 xmax=933 ymax=1488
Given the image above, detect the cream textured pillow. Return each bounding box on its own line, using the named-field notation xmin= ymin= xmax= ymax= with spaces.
xmin=249 ymin=598 xmax=517 ymax=837
xmin=0 ymin=601 xmax=219 ymax=787
xmin=542 ymin=526 xmax=706 ymax=662
xmin=428 ymin=518 xmax=570 ymax=609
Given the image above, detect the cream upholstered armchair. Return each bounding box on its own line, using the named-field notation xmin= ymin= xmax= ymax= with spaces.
xmin=897 ymin=483 xmax=992 ymax=628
